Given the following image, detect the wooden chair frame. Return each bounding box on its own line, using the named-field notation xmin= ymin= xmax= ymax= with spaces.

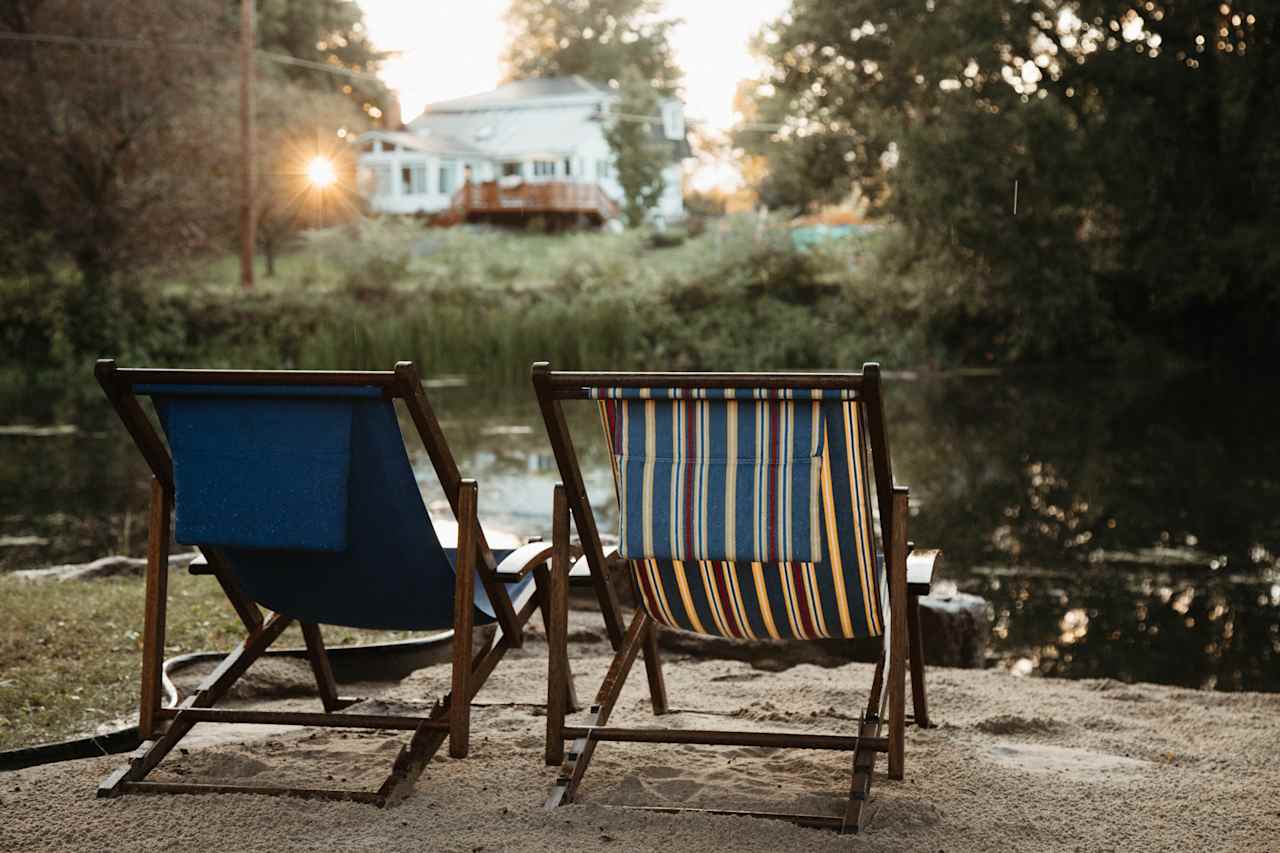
xmin=531 ymin=362 xmax=940 ymax=833
xmin=92 ymin=359 xmax=606 ymax=806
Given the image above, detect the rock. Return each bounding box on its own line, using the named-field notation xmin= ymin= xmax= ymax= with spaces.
xmin=918 ymin=591 xmax=990 ymax=669
xmin=14 ymin=552 xmax=199 ymax=582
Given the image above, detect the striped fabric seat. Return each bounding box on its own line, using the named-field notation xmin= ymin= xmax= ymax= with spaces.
xmin=593 ymin=387 xmax=884 ymax=640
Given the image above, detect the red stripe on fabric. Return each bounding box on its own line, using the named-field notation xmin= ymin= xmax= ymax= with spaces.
xmin=683 ymin=406 xmax=696 ymax=559
xmin=711 ymin=563 xmax=744 ymax=639
xmin=789 ymin=563 xmax=817 ymax=638
xmin=632 ymin=563 xmax=665 ymax=626
xmin=767 ymin=401 xmax=780 ymax=561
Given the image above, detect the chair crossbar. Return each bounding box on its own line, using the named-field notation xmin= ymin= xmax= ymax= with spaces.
xmin=154 ymin=707 xmax=450 ymax=731
xmin=612 ymin=805 xmax=852 ymax=833
xmin=558 ymin=726 xmax=888 ymax=753
xmin=118 ymin=780 xmax=387 ymax=804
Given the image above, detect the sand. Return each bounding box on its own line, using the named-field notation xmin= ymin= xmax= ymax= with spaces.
xmin=2 ymin=614 xmax=1278 ymax=852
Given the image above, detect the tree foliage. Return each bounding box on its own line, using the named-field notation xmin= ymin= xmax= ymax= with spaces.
xmin=0 ymin=0 xmax=234 ymax=286
xmin=603 ymin=68 xmax=669 ymax=227
xmin=249 ymin=0 xmax=392 ymax=122
xmin=502 ymin=0 xmax=682 ymax=94
xmin=739 ymin=0 xmax=1280 ymax=361
xmin=0 ymin=0 xmax=377 ymax=289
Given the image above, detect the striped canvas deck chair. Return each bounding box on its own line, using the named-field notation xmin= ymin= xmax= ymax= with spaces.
xmin=92 ymin=360 xmax=600 ymax=805
xmin=531 ymin=362 xmax=940 ymax=834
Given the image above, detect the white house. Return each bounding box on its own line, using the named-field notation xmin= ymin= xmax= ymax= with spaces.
xmin=356 ymin=76 xmax=688 ymax=224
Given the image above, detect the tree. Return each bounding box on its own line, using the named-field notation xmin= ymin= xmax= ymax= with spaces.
xmin=738 ymin=0 xmax=1280 ymax=361
xmin=249 ymin=0 xmax=393 ymax=124
xmin=252 ymin=82 xmax=364 ymax=276
xmin=604 ymin=68 xmax=669 ymax=227
xmin=502 ymin=0 xmax=682 ymax=94
xmin=0 ymin=0 xmax=235 ymax=286
xmin=0 ymin=1 xmax=381 ymax=288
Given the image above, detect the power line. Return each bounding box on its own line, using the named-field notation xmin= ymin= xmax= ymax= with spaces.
xmin=0 ymin=30 xmax=785 ymax=132
xmin=0 ymin=31 xmax=383 ymax=83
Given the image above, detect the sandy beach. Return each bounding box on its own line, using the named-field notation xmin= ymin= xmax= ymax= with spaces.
xmin=2 ymin=611 xmax=1277 ymax=853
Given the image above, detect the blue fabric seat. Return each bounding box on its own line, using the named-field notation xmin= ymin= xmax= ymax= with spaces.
xmin=138 ymin=383 xmax=532 ymax=631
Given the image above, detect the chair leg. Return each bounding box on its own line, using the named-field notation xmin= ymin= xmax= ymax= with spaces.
xmin=138 ymin=479 xmax=171 ymax=740
xmin=907 ymin=592 xmax=930 ymax=728
xmin=887 ymin=487 xmax=909 ymax=781
xmin=546 ymin=609 xmax=649 ymax=808
xmin=545 ymin=485 xmax=572 ymax=766
xmin=643 ymin=619 xmax=668 ymax=716
xmin=841 ymin=713 xmax=883 ymax=834
xmin=301 ymin=623 xmax=357 ymax=712
xmin=449 ymin=480 xmax=478 ymax=760
xmin=535 ymin=562 xmax=579 ymax=714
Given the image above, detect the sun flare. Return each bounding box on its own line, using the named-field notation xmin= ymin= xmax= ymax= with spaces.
xmin=306 ymin=156 xmax=336 ymax=188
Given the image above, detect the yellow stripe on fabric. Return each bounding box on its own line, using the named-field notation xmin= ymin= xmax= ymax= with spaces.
xmin=643 ymin=558 xmax=678 ymax=627
xmin=820 ymin=424 xmax=855 ymax=638
xmin=860 ymin=404 xmax=880 ymax=630
xmin=802 ymin=563 xmax=830 ymax=638
xmin=845 ymin=402 xmax=879 ymax=636
xmin=630 ymin=563 xmax=665 ymax=623
xmin=724 ymin=565 xmax=757 ymax=640
xmin=671 ymin=560 xmax=708 ymax=635
xmin=776 ymin=564 xmax=806 ymax=639
xmin=597 ymin=402 xmax=622 ymax=502
xmin=697 ymin=561 xmax=733 ymax=637
xmin=750 ymin=562 xmax=782 ymax=639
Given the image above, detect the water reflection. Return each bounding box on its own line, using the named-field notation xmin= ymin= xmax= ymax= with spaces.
xmin=1 ymin=370 xmax=1277 ymax=691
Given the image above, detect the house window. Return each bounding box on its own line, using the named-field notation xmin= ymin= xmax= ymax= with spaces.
xmin=501 ymin=161 xmax=522 ymax=177
xmin=595 ymin=159 xmax=610 ymax=179
xmin=381 ymin=142 xmax=397 ymax=154
xmin=360 ymin=141 xmax=376 ymax=153
xmin=402 ymin=162 xmax=428 ymax=195
xmin=439 ymin=160 xmax=457 ymax=194
xmin=563 ymin=157 xmax=573 ymax=177
xmin=532 ymin=159 xmax=556 ymax=179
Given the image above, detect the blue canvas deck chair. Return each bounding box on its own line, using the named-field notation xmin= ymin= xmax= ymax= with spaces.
xmin=532 ymin=363 xmax=941 ymax=834
xmin=93 ymin=360 xmax=600 ymax=806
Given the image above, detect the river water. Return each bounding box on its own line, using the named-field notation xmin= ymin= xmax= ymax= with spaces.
xmin=2 ymin=370 xmax=1277 ymax=691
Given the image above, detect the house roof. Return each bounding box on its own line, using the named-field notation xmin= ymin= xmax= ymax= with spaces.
xmin=423 ymin=76 xmax=613 ymax=113
xmin=394 ymin=76 xmax=691 ymax=161
xmin=410 ymin=102 xmax=604 ymax=159
xmin=358 ymin=129 xmax=487 ymax=158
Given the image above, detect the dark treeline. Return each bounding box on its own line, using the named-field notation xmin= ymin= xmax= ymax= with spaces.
xmin=738 ymin=1 xmax=1280 ymax=362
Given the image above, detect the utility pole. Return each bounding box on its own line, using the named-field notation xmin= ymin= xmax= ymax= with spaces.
xmin=239 ymin=0 xmax=255 ymax=290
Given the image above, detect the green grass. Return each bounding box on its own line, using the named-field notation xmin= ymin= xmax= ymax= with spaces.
xmin=0 ymin=572 xmax=415 ymax=750
xmin=3 ymin=214 xmax=930 ymax=387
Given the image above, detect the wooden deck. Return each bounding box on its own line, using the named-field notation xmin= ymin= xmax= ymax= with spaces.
xmin=453 ymin=180 xmax=618 ymax=226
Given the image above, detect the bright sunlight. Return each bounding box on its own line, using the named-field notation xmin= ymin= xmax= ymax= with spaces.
xmin=306 ymin=156 xmax=336 ymax=188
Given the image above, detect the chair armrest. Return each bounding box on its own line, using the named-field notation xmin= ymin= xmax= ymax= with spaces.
xmin=188 ymin=555 xmax=213 ymax=576
xmin=493 ymin=541 xmax=584 ymax=581
xmin=906 ymin=549 xmax=941 ymax=595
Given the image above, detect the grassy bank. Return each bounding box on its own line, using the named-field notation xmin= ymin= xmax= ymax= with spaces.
xmin=0 ymin=571 xmax=413 ymax=750
xmin=2 ymin=217 xmax=931 ymax=382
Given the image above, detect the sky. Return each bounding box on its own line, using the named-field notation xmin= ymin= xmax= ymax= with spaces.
xmin=357 ymin=0 xmax=791 ymax=133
